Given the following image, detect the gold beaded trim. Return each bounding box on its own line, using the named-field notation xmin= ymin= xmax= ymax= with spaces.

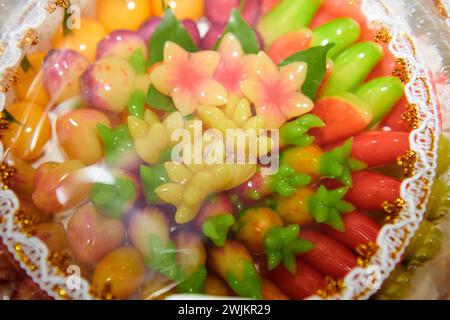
xmin=356 ymin=242 xmax=379 ymax=267
xmin=382 ymin=198 xmax=405 ymax=223
xmin=393 ymin=58 xmax=411 ymax=84
xmin=53 ymin=285 xmax=71 ymax=299
xmin=0 ymin=162 xmax=16 ymax=190
xmin=47 ymin=0 xmax=71 ymax=13
xmin=18 ymin=29 xmax=40 ymax=49
xmin=47 ymin=250 xmax=71 ymax=275
xmin=374 ymin=26 xmax=392 ymax=44
xmin=397 ymin=151 xmax=417 ymax=178
xmin=401 ymin=103 xmax=420 ymax=129
xmin=433 ymin=0 xmax=449 ymax=19
xmin=90 ymin=282 xmax=115 ymax=300
xmin=14 ymin=209 xmax=41 ymax=235
xmin=14 ymin=242 xmax=38 ymax=271
xmin=317 ymin=277 xmax=346 ymax=298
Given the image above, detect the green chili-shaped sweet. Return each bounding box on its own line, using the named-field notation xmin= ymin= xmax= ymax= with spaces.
xmin=280 ymin=114 xmax=325 ymax=147
xmin=258 ymin=0 xmax=323 ymax=46
xmin=320 ymin=42 xmax=384 ymax=97
xmin=354 ymin=76 xmax=404 ymax=126
xmin=127 ymin=90 xmax=146 ymax=119
xmin=90 ymin=173 xmax=137 ymax=219
xmin=311 ymin=18 xmax=361 ymax=58
xmin=140 ymin=163 xmax=170 ymax=204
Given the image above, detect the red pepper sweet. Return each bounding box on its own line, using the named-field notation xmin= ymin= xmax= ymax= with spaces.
xmin=320 ymin=211 xmax=380 ymax=250
xmin=299 ymin=229 xmax=358 ymax=279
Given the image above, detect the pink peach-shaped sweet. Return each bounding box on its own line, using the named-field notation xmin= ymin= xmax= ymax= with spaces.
xmin=42 ymin=49 xmax=89 ymax=104
xmin=32 ymin=160 xmax=93 ymax=214
xmin=205 ymin=0 xmax=261 ymax=25
xmin=81 ymin=57 xmax=136 ymax=113
xmin=56 ymin=109 xmax=111 ymax=165
xmin=96 ymin=30 xmax=148 ymax=60
xmin=67 ymin=205 xmax=125 ymax=264
xmin=138 ymin=18 xmax=200 ymax=47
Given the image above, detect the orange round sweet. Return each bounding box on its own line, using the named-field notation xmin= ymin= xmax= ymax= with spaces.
xmin=53 ymin=19 xmax=106 ymax=61
xmin=152 ymin=0 xmax=204 ymax=20
xmin=2 ymin=101 xmax=52 ymax=161
xmin=97 ymin=0 xmax=152 ymax=33
xmin=92 ymin=247 xmax=146 ymax=299
xmin=14 ymin=51 xmax=50 ymax=107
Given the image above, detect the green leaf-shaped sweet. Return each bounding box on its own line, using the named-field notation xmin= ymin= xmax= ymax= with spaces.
xmin=90 ymin=176 xmax=137 ymax=219
xmin=128 ymin=90 xmax=146 ymax=119
xmin=149 ymin=9 xmax=198 ymax=64
xmin=279 ymin=44 xmax=335 ymax=100
xmin=307 ymin=186 xmax=355 ymax=231
xmin=97 ymin=124 xmax=134 ymax=166
xmin=129 ymin=48 xmax=147 ymax=74
xmin=214 ymin=9 xmax=260 ymax=54
xmin=146 ymin=84 xmax=176 ymax=112
xmin=145 ymin=234 xmax=181 ymax=281
xmin=140 ymin=164 xmax=170 ymax=204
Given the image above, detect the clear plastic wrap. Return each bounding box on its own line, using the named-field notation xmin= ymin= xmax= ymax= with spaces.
xmin=0 ymin=0 xmax=447 ymax=300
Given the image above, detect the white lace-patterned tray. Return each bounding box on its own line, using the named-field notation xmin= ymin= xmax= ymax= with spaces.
xmin=0 ymin=0 xmax=444 ymax=300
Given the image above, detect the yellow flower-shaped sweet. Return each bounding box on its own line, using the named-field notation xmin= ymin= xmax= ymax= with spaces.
xmin=214 ymin=33 xmax=257 ymax=98
xmin=151 ymin=42 xmax=228 ymax=115
xmin=156 ymin=160 xmax=256 ymax=224
xmin=241 ymin=52 xmax=314 ymax=129
xmin=128 ymin=110 xmax=187 ymax=164
xmin=197 ymin=97 xmax=272 ymax=158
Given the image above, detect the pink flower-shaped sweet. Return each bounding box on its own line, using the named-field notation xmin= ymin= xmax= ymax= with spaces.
xmin=151 ymin=42 xmax=228 ymax=115
xmin=241 ymin=52 xmax=314 ymax=129
xmin=214 ymin=33 xmax=257 ymax=98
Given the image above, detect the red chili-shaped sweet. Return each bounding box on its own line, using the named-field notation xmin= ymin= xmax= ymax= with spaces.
xmin=380 ymin=97 xmax=411 ymax=132
xmin=326 ymin=131 xmax=410 ymax=167
xmin=269 ymin=259 xmax=325 ymax=300
xmin=320 ymin=211 xmax=380 ymax=250
xmin=345 ymin=171 xmax=401 ymax=210
xmin=299 ymin=230 xmax=358 ymax=279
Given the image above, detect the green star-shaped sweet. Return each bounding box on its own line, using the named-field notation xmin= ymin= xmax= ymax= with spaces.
xmin=308 ymin=185 xmax=355 ymax=231
xmin=202 ymin=214 xmax=235 ymax=247
xmin=97 ymin=124 xmax=135 ymax=166
xmin=271 ymin=164 xmax=311 ymax=197
xmin=280 ymin=114 xmax=325 ymax=147
xmin=319 ymin=138 xmax=367 ymax=186
xmin=264 ymin=224 xmax=314 ymax=274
